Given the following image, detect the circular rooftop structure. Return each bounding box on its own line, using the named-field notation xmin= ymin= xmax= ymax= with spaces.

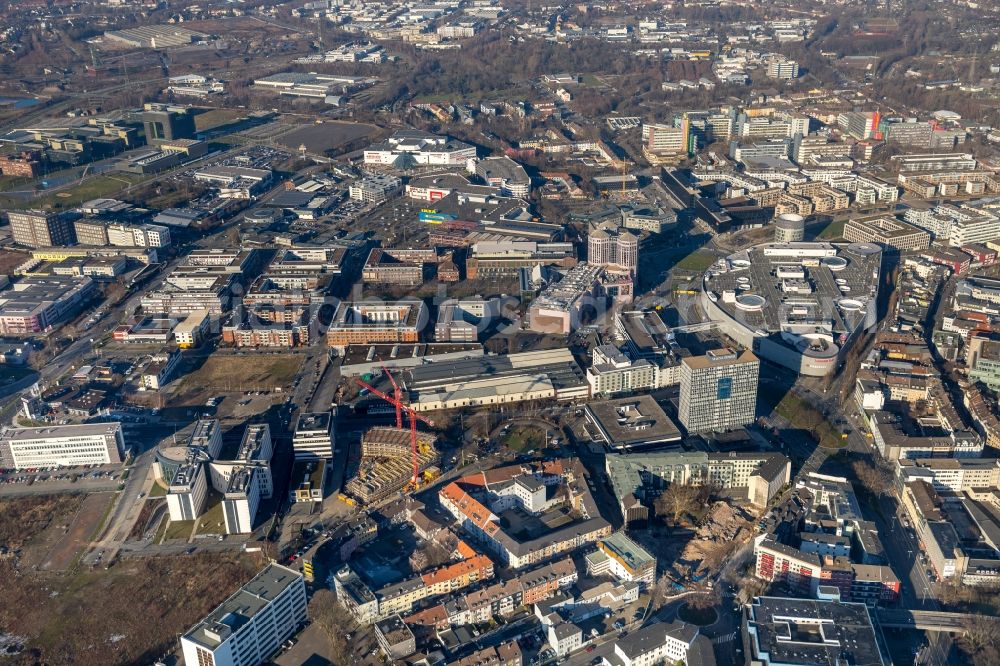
xmin=154 ymin=446 xmax=191 ymax=482
xmin=245 ymin=208 xmax=281 ymax=224
xmin=847 ymin=242 xmax=882 ymax=256
xmin=774 ymin=213 xmax=806 ymax=243
xmin=735 ymin=294 xmax=766 ymax=311
xmin=823 ymin=256 xmax=849 ymax=271
xmin=838 ymin=298 xmax=864 ymax=312
xmin=793 ymin=332 xmax=840 ymax=359
xmin=730 ymin=258 xmax=751 ymax=269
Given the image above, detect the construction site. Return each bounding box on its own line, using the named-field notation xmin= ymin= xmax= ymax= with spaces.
xmin=345 ymin=427 xmax=440 ymax=504
xmin=344 ymin=368 xmax=441 ymax=505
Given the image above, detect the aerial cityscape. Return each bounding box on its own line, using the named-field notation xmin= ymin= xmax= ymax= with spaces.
xmin=0 ymin=0 xmax=999 ymax=664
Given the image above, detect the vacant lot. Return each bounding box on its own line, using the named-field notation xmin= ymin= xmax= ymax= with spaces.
xmin=277 ymin=121 xmax=380 ymax=154
xmin=41 ymin=492 xmax=114 ymax=571
xmin=0 ymin=248 xmax=28 ymax=274
xmin=0 ymin=552 xmax=262 ymax=665
xmin=177 ymin=354 xmax=303 ymax=398
xmin=0 ymin=495 xmax=85 ymax=556
xmin=194 ymin=108 xmax=246 ymax=132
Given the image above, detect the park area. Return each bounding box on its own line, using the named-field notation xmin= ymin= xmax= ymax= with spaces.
xmin=500 ymin=425 xmax=546 ymax=453
xmin=673 ymin=249 xmax=717 ymax=273
xmin=773 ymin=392 xmax=846 ymax=449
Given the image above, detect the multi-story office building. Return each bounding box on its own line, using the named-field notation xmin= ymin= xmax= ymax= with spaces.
xmin=0 ymin=422 xmax=125 ymax=470
xmin=349 ymin=174 xmax=402 ymax=204
xmin=587 ymin=222 xmax=638 ymax=271
xmin=327 ymin=301 xmax=427 ymax=348
xmin=167 ymin=459 xmax=208 ymax=521
xmin=678 ymin=348 xmax=759 ymax=434
xmin=222 ymin=467 xmax=262 ymax=534
xmin=0 ymin=275 xmax=97 ymax=336
xmin=73 ymin=218 xmax=110 ymax=245
xmin=896 ymin=458 xmax=1000 ymax=494
xmin=838 ymin=111 xmax=880 ymax=140
xmin=180 ymin=563 xmax=307 ymax=666
xmin=8 ymin=210 xmax=76 ymax=248
xmin=843 ymin=215 xmax=931 ymax=252
xmin=743 ymin=597 xmax=887 ymax=666
xmin=884 ymin=120 xmax=934 ymax=147
xmin=767 ymin=59 xmax=800 ymax=79
xmin=142 ymin=103 xmax=196 ymax=143
xmin=641 ymin=121 xmax=689 ymax=160
xmin=293 ymin=412 xmax=334 ymax=459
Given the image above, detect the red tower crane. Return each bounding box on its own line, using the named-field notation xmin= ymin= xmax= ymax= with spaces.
xmin=356 ymin=369 xmax=435 ymax=485
xmin=382 ymin=365 xmax=403 ymax=429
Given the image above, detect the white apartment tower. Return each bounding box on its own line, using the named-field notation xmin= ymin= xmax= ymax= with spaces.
xmin=180 ymin=563 xmax=307 ymax=666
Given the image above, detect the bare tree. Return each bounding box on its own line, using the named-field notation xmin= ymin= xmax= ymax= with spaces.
xmin=310 ymin=589 xmax=355 ymax=665
xmin=851 ymin=458 xmax=894 ymax=498
xmin=960 ymin=615 xmax=1000 ymax=665
xmin=685 ymin=587 xmax=721 ymax=612
xmin=655 ymin=483 xmax=701 ymax=524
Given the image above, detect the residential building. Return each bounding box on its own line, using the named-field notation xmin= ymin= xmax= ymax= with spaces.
xmin=767 ymin=59 xmax=800 ymax=79
xmin=605 ymin=451 xmax=791 ymax=522
xmin=614 ymin=621 xmax=712 ymax=666
xmin=585 ymin=532 xmax=656 ymax=587
xmin=180 ymin=563 xmax=307 ymax=666
xmin=374 ymin=615 xmax=416 ymax=660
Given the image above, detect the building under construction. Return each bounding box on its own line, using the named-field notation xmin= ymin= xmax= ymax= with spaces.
xmin=345 ymin=427 xmax=440 ymax=504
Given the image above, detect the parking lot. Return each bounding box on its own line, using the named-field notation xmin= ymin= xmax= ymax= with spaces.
xmin=0 ymin=463 xmax=123 ymax=496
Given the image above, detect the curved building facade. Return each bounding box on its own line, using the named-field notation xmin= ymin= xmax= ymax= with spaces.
xmin=700 ymin=242 xmax=882 ymax=377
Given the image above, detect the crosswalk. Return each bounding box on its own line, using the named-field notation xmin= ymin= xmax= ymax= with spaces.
xmin=712 ymin=631 xmax=738 ymax=645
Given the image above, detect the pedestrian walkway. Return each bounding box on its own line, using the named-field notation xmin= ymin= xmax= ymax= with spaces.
xmin=712 ymin=630 xmax=738 ymax=645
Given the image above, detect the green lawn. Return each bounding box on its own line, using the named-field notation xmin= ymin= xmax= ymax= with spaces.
xmin=194 ymin=108 xmax=246 ymax=132
xmin=149 ymin=480 xmax=167 ymax=498
xmin=817 ymin=219 xmax=846 ymax=240
xmin=195 ymin=493 xmax=226 ymax=536
xmin=0 ymin=174 xmax=147 ymax=210
xmin=775 ymin=393 xmax=844 ymax=449
xmin=674 ymin=250 xmax=717 ymax=272
xmin=163 ymin=519 xmax=194 ymax=542
xmin=500 ymin=426 xmax=545 ymax=453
